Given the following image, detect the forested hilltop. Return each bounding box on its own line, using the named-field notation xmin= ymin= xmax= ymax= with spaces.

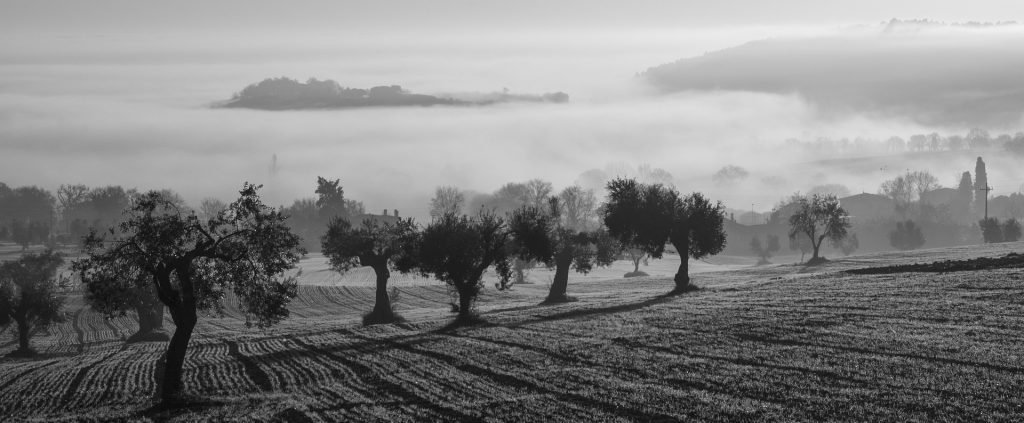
xmin=218 ymin=77 xmax=568 ymax=110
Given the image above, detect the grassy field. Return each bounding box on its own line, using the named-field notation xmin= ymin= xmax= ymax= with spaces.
xmin=1 ymin=243 xmax=1023 ymax=421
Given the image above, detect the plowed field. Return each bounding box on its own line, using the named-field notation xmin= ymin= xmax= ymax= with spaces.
xmin=1 ymin=243 xmax=1023 ymax=422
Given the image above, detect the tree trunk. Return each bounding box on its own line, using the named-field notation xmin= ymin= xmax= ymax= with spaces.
xmin=457 ymin=289 xmax=473 ymax=320
xmin=673 ymin=231 xmax=691 ymax=292
xmin=159 ymin=304 xmax=197 ymax=401
xmin=546 ymin=254 xmax=572 ymax=302
xmin=369 ymin=263 xmax=394 ymax=322
xmin=16 ymin=319 xmax=31 ymax=353
xmin=633 ymin=257 xmax=641 ymax=273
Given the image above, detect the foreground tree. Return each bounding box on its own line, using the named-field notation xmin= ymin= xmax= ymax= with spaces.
xmin=413 ymin=211 xmax=511 ymax=321
xmin=751 ymin=234 xmax=781 ymax=265
xmin=0 ymin=250 xmax=66 ymax=357
xmin=890 ymin=220 xmax=925 ymax=250
xmin=508 ymin=187 xmax=618 ymax=303
xmin=74 ymin=184 xmax=304 ymax=401
xmin=321 ymin=217 xmax=418 ymax=324
xmin=603 ymin=178 xmax=726 ymax=292
xmin=787 ymin=194 xmax=851 ymax=264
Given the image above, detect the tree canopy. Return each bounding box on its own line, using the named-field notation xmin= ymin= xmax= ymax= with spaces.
xmin=413 ymin=211 xmax=511 ymax=321
xmin=603 ymin=178 xmax=726 ymax=291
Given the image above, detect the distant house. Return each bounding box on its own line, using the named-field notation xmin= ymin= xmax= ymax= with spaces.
xmin=352 ymin=211 xmax=401 ymax=226
xmin=839 ymin=193 xmax=896 ymax=223
xmin=920 ymin=188 xmax=957 ymax=206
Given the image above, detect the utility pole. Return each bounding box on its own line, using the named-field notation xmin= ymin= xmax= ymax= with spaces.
xmin=978 ymin=185 xmax=993 ymax=220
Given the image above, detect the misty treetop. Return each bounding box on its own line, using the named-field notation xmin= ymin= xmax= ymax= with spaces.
xmin=220 ymin=77 xmax=568 ymax=110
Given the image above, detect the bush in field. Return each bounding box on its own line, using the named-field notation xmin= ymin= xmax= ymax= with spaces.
xmin=74 ymin=183 xmax=304 ymax=402
xmin=787 ymin=194 xmax=851 ymax=265
xmin=413 ymin=211 xmax=511 ymax=322
xmin=603 ymin=178 xmax=726 ymax=292
xmin=508 ymin=186 xmax=618 ymax=303
xmin=979 ymin=218 xmax=1002 ymax=243
xmin=1003 ymin=218 xmax=1022 ymax=242
xmin=751 ymin=234 xmax=780 ymax=265
xmin=321 ymin=216 xmax=419 ymax=325
xmin=978 ymin=217 xmax=1022 ymax=243
xmin=0 ymin=250 xmax=66 ymax=357
xmin=890 ymin=220 xmax=926 ymax=250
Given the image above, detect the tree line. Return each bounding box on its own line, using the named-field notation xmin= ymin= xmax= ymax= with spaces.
xmin=2 ymin=177 xmax=733 ymax=404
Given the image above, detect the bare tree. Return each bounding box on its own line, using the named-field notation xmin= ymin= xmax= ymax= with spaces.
xmin=429 ymin=186 xmax=465 ymax=219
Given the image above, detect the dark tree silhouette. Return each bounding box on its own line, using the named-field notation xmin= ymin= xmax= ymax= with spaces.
xmin=975 ymin=157 xmax=988 ymax=214
xmin=890 ymin=220 xmax=926 ymax=250
xmin=787 ymin=194 xmax=851 ymax=264
xmin=751 ymin=234 xmax=781 ymax=265
xmin=603 ymin=179 xmax=725 ymax=292
xmin=508 ymin=188 xmax=618 ymax=303
xmin=0 ymin=250 xmax=66 ymax=357
xmin=413 ymin=211 xmax=511 ymax=321
xmin=321 ymin=217 xmax=418 ymax=324
xmin=979 ymin=218 xmax=1002 ymax=243
xmin=671 ymin=193 xmax=727 ymax=290
xmin=74 ymin=183 xmax=304 ymax=401
xmin=955 ymin=171 xmax=974 ymax=222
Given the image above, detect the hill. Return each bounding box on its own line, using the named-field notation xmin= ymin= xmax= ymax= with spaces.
xmin=641 ymin=20 xmax=1024 ymax=126
xmin=1 ymin=243 xmax=1022 ymax=421
xmin=217 ymin=77 xmax=568 ymax=110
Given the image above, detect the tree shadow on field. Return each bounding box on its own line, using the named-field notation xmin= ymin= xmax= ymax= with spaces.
xmin=506 ymin=289 xmax=691 ymax=328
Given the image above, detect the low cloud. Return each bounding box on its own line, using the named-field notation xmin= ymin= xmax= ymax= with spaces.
xmin=1 ymin=26 xmax=1018 ymax=221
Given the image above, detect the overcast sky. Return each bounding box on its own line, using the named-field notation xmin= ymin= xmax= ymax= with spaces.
xmin=4 ymin=0 xmax=1024 ymax=33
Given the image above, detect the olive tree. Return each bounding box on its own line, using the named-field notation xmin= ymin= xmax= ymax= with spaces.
xmin=412 ymin=211 xmax=511 ymax=322
xmin=787 ymin=193 xmax=851 ymax=264
xmin=321 ymin=217 xmax=418 ymax=324
xmin=603 ymin=178 xmax=726 ymax=292
xmin=0 ymin=250 xmax=66 ymax=357
xmin=508 ymin=186 xmax=618 ymax=303
xmin=73 ymin=183 xmax=304 ymax=401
